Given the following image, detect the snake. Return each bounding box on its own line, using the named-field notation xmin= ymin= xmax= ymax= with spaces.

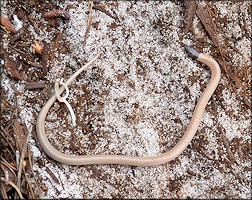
xmin=36 ymin=46 xmax=221 ymax=166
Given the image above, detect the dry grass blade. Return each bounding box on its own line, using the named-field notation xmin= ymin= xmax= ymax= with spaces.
xmin=1 ymin=160 xmax=17 ymax=179
xmin=83 ymin=1 xmax=93 ymax=48
xmin=1 ymin=126 xmax=16 ymax=155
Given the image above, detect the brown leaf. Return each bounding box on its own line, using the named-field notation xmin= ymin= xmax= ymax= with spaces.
xmin=52 ymin=32 xmax=63 ymax=51
xmin=196 ymin=4 xmax=218 ymax=45
xmin=13 ymin=121 xmax=26 ymax=151
xmin=4 ymin=60 xmax=24 ymax=80
xmin=184 ymin=1 xmax=197 ymax=34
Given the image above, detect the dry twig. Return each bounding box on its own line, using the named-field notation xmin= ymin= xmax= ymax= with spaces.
xmin=83 ymin=1 xmax=93 ymax=48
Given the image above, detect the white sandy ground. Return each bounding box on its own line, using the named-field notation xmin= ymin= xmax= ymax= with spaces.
xmin=1 ymin=1 xmax=251 ymax=198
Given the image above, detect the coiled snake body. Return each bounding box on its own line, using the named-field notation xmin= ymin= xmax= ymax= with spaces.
xmin=36 ymin=47 xmax=221 ymax=166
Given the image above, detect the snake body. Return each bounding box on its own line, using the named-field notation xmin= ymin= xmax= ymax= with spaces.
xmin=36 ymin=47 xmax=221 ymax=166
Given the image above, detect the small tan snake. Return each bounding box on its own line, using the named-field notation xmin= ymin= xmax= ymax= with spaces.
xmin=36 ymin=47 xmax=221 ymax=166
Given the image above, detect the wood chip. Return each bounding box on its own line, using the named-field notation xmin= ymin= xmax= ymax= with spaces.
xmin=52 ymin=32 xmax=63 ymax=51
xmin=196 ymin=5 xmax=218 ymax=45
xmin=184 ymin=1 xmax=197 ymax=34
xmin=25 ymin=82 xmax=45 ymax=90
xmin=234 ymin=73 xmax=242 ymax=89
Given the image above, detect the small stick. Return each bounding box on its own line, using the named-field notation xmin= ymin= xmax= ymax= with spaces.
xmin=16 ymin=126 xmax=32 ymax=191
xmin=25 ymin=82 xmax=45 ymax=90
xmin=1 ymin=177 xmax=24 ymax=199
xmin=204 ymin=1 xmax=230 ymax=82
xmin=83 ymin=1 xmax=93 ymax=48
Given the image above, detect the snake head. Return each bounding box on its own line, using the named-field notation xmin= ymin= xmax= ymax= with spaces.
xmin=185 ymin=46 xmax=200 ymax=60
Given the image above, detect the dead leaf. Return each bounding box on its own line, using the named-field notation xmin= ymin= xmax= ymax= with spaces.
xmin=1 ymin=16 xmax=17 ymax=34
xmin=13 ymin=121 xmax=26 ymax=152
xmin=4 ymin=60 xmax=24 ymax=80
xmin=184 ymin=1 xmax=197 ymax=34
xmin=196 ymin=4 xmax=218 ymax=45
xmin=41 ymin=42 xmax=50 ymax=75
